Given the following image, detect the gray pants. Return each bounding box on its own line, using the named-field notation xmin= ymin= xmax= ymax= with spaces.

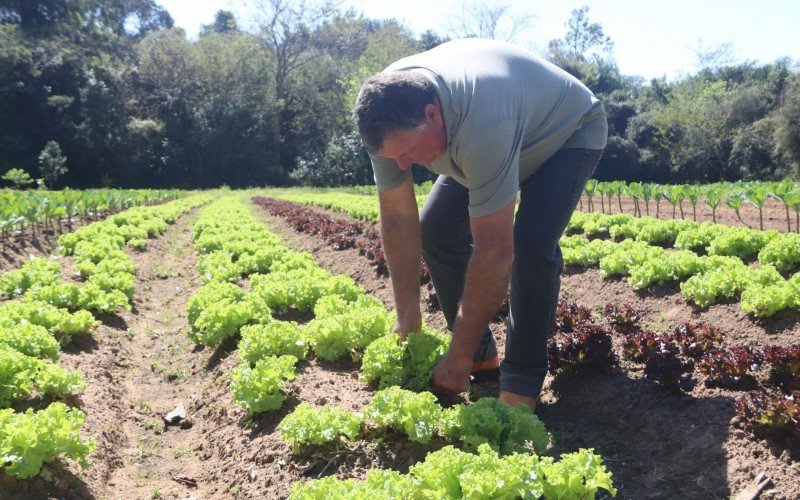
xmin=420 ymin=147 xmax=603 ymax=398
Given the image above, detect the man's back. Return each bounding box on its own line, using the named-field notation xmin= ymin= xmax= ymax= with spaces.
xmin=371 ymin=39 xmax=607 ymax=216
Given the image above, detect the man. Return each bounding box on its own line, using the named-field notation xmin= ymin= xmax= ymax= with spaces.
xmin=353 ymin=38 xmax=607 ymax=411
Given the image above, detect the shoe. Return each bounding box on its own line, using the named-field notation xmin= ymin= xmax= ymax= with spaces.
xmin=471 ymin=355 xmax=500 ymax=381
xmin=471 ymin=332 xmax=500 ymax=381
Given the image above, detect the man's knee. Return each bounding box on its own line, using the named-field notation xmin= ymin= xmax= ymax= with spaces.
xmin=514 ymin=227 xmax=560 ymax=261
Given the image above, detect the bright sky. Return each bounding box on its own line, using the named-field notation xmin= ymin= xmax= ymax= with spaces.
xmin=155 ymin=0 xmax=799 ymax=80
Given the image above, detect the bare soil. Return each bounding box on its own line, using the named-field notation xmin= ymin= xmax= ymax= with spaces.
xmin=2 ymin=197 xmax=798 ymax=500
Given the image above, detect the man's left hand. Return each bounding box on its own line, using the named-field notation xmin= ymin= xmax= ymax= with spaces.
xmin=431 ymin=351 xmax=472 ymax=395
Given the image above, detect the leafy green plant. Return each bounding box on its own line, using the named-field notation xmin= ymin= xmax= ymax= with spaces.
xmin=0 ymin=300 xmax=97 ymax=342
xmin=362 ymin=387 xmax=442 ymax=443
xmin=1 ymin=168 xmax=35 ymax=189
xmin=361 ymin=328 xmax=450 ymax=391
xmin=187 ymin=283 xmax=271 ymax=346
xmin=0 ymin=323 xmax=60 ymax=360
xmin=0 ymin=346 xmax=84 ymax=406
xmin=439 ymin=397 xmax=550 ymax=455
xmin=278 ymin=402 xmax=361 ymax=450
xmin=743 ymin=184 xmax=770 ymax=231
xmin=0 ymin=402 xmax=95 ymax=478
xmin=230 ymin=355 xmax=298 ymax=413
xmin=238 ymin=321 xmax=308 ymax=364
xmin=289 ymin=444 xmax=616 ymax=499
xmin=0 ymin=258 xmax=62 ymax=298
xmin=305 ymin=297 xmax=392 ymax=361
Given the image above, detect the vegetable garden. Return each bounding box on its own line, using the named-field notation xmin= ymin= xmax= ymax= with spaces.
xmin=1 ymin=188 xmax=798 ymax=499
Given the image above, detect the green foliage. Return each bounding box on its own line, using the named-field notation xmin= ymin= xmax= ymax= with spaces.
xmin=0 ymin=346 xmax=84 ymax=406
xmin=291 ymin=129 xmax=372 ymax=187
xmin=598 ymin=240 xmax=664 ymax=278
xmin=363 ymin=387 xmax=442 ymax=443
xmin=289 ymin=444 xmax=616 ymax=499
xmin=305 ymin=296 xmax=392 ymax=361
xmin=628 ymin=250 xmax=704 ymax=289
xmin=0 ymin=300 xmax=98 ymax=341
xmin=1 ymin=168 xmax=34 ymax=189
xmin=250 ymin=269 xmax=362 ymax=314
xmin=538 ymin=448 xmax=618 ymax=499
xmin=238 ymin=322 xmax=308 ymax=364
xmin=230 ymin=355 xmax=298 ymax=413
xmin=439 ymin=397 xmax=550 ymax=455
xmin=279 ymin=402 xmax=361 ymax=450
xmin=0 ymin=258 xmax=62 ymax=297
xmin=707 ymin=227 xmax=777 ymax=259
xmin=361 ymin=329 xmax=450 ymax=391
xmin=681 ymin=263 xmax=782 ymax=309
xmin=0 ymin=402 xmax=95 ymax=479
xmin=758 ymin=233 xmax=800 ymax=272
xmin=24 ymin=281 xmax=130 ymax=314
xmin=186 ymin=282 xmax=271 ymax=346
xmin=37 ymin=141 xmax=68 ymax=188
xmin=740 ymin=280 xmax=798 ymax=317
xmin=0 ymin=323 xmax=60 ymax=360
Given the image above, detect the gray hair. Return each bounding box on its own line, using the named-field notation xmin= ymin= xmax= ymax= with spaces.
xmin=353 ymin=71 xmax=436 ymax=153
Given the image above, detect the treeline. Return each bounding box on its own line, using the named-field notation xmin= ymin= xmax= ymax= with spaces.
xmin=0 ymin=1 xmax=798 ymax=189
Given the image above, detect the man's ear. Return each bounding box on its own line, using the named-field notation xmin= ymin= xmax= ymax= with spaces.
xmin=425 ymin=102 xmax=443 ymax=127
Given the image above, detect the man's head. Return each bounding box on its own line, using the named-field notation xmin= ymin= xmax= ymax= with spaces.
xmin=354 ymin=71 xmax=447 ymax=170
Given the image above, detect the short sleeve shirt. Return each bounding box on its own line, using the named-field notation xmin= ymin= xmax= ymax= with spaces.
xmin=369 ymin=39 xmax=608 ymax=217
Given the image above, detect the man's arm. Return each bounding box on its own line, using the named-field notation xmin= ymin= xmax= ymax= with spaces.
xmin=378 ymin=174 xmax=422 ymax=336
xmin=432 ymin=198 xmax=516 ymax=394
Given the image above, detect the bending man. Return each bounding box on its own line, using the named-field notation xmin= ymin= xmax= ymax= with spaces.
xmin=353 ymin=38 xmax=607 ymax=411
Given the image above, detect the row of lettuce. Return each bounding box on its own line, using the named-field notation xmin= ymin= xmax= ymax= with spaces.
xmin=0 ymin=189 xmax=184 ymax=244
xmin=562 ymin=212 xmax=800 ymax=317
xmin=0 ymin=192 xmax=213 ymax=479
xmin=269 ymin=190 xmax=800 ymax=318
xmin=185 ymin=195 xmax=617 ymax=498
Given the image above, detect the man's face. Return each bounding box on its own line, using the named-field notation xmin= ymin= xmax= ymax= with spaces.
xmin=378 ymin=103 xmax=446 ymax=170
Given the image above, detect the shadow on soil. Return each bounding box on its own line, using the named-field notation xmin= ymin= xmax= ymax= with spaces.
xmin=1 ymin=462 xmax=94 ymax=500
xmin=200 ymin=335 xmax=239 ymax=372
xmin=538 ymin=369 xmax=736 ymax=499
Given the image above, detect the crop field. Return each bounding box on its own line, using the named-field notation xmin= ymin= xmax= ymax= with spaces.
xmin=1 ymin=188 xmax=798 ymax=499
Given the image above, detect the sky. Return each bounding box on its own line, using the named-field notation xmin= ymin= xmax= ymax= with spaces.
xmin=155 ymin=0 xmax=800 ymax=80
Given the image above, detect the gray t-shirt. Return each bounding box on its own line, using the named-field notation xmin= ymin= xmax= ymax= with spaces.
xmin=369 ymin=38 xmax=608 ymax=217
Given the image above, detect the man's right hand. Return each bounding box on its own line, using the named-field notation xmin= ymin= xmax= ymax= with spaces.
xmin=393 ymin=314 xmax=422 ymax=340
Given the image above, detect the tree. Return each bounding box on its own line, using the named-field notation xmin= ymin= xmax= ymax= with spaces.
xmin=547 ymin=6 xmax=613 ymax=65
xmin=136 ymin=27 xmax=279 ymax=187
xmin=448 ymin=0 xmax=535 ymax=42
xmin=249 ymin=0 xmax=339 ymax=170
xmin=347 ymin=20 xmax=419 ymax=107
xmin=290 ymin=128 xmax=370 ymax=186
xmin=545 ymin=6 xmax=620 ymax=95
xmin=694 ymin=39 xmax=736 ymax=72
xmin=1 ymin=167 xmax=34 ymax=189
xmin=774 ymin=72 xmax=800 ymax=173
xmin=419 ymin=30 xmax=450 ymax=51
xmin=200 ymin=10 xmax=239 ymax=36
xmin=649 ymin=79 xmax=735 ymax=181
xmin=37 ymin=140 xmax=67 ymax=188
xmin=0 ymin=0 xmax=172 ymax=188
